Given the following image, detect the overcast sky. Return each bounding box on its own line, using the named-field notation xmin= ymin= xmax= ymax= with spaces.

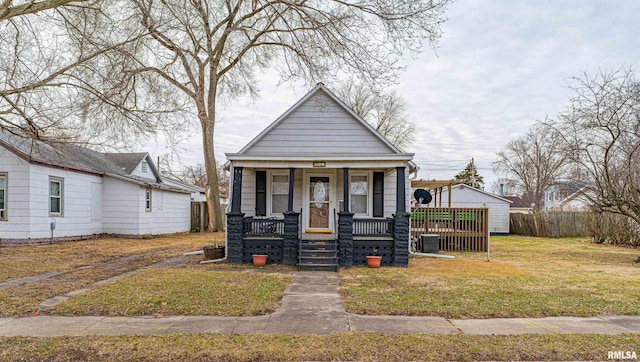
xmin=150 ymin=0 xmax=640 ymax=192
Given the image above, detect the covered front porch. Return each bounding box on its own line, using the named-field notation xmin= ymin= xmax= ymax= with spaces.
xmin=225 ymin=165 xmax=411 ymax=269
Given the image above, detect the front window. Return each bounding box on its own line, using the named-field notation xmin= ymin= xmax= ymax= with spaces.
xmin=0 ymin=173 xmax=6 ymax=220
xmin=271 ymin=174 xmax=289 ymax=214
xmin=49 ymin=177 xmax=63 ymax=215
xmin=145 ymin=189 xmax=152 ymax=211
xmin=350 ymin=174 xmax=369 ymax=215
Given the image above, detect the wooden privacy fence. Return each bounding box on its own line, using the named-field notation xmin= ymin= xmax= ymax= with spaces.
xmin=509 ymin=212 xmax=593 ymax=238
xmin=411 ymin=207 xmax=489 ymax=252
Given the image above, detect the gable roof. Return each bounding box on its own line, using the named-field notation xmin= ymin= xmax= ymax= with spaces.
xmin=104 ymin=152 xmax=161 ymax=182
xmin=0 ymin=130 xmax=186 ymax=193
xmin=504 ymin=195 xmax=529 ymax=208
xmin=443 ymin=184 xmax=513 ymax=203
xmin=229 ymin=83 xmax=417 ymax=171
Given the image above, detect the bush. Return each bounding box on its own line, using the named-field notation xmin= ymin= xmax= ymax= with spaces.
xmin=588 ymin=212 xmax=640 ymax=246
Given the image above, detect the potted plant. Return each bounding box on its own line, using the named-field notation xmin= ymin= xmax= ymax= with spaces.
xmin=252 ymin=254 xmax=268 ymax=266
xmin=366 ymin=255 xmax=382 ymax=268
xmin=203 ymin=243 xmax=225 ymax=260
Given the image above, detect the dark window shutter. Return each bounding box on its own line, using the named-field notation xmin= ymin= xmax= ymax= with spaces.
xmin=373 ymin=172 xmax=384 ymax=217
xmin=256 ymin=171 xmax=266 ymax=216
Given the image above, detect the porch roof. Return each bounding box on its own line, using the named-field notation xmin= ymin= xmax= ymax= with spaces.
xmin=225 ymin=153 xmax=417 ymax=172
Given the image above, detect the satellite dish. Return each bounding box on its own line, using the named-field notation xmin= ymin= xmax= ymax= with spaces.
xmin=413 ymin=189 xmax=432 ymax=205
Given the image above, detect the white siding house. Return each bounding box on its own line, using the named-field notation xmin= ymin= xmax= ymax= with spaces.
xmin=438 ymin=184 xmax=511 ymax=234
xmin=0 ymin=131 xmax=193 ymax=244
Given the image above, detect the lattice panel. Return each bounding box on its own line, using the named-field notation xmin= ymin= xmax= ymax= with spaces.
xmin=242 ymin=239 xmax=284 ymax=264
xmin=352 ymin=240 xmax=394 ymax=266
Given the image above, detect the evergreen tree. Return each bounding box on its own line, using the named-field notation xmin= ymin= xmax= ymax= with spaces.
xmin=454 ymin=158 xmax=484 ymax=189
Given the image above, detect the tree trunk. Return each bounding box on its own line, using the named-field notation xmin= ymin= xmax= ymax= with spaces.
xmin=201 ymin=116 xmax=223 ymax=232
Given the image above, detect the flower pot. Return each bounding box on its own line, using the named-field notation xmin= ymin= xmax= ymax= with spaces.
xmin=203 ymin=245 xmax=225 ymax=260
xmin=366 ymin=256 xmax=382 ymax=268
xmin=253 ymin=254 xmax=268 ymax=266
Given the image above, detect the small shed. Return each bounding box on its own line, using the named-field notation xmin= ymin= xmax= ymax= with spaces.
xmin=438 ymin=184 xmax=511 ymax=235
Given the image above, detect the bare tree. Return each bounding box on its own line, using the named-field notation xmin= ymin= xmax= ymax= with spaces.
xmin=489 ymin=178 xmax=518 ymax=196
xmin=0 ymin=0 xmax=86 ymax=21
xmin=75 ymin=0 xmax=451 ymax=231
xmin=0 ymin=1 xmax=188 ymax=149
xmin=493 ymin=123 xmax=567 ymax=211
xmin=334 ymin=81 xmax=414 ymax=149
xmin=160 ymin=158 xmax=229 ymax=197
xmin=548 ymin=68 xmax=640 ymax=226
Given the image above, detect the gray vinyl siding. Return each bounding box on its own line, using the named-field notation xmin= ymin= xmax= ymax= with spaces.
xmin=243 ymin=93 xmax=396 ymax=155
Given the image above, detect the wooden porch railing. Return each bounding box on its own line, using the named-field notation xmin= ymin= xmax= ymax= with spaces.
xmin=243 ymin=217 xmax=285 ymax=237
xmin=353 ymin=218 xmax=393 ymax=237
xmin=411 ymin=207 xmax=488 ymax=251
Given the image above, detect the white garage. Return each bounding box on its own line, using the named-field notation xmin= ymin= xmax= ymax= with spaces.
xmin=438 ymin=184 xmax=512 ymax=234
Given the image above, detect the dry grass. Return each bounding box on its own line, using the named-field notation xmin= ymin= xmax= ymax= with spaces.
xmin=52 ymin=268 xmax=291 ymax=316
xmin=0 ymin=233 xmax=223 ymax=317
xmin=1 ymin=333 xmax=638 ymax=361
xmin=339 ymin=236 xmax=640 ymax=318
xmin=0 ymin=232 xmax=220 ymax=282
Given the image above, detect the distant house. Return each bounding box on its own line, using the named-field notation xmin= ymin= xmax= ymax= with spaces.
xmin=0 ymin=130 xmax=194 ymax=245
xmin=225 ymin=83 xmax=416 ymax=269
xmin=503 ymin=195 xmax=533 ymax=214
xmin=437 ymin=184 xmax=512 ymax=234
xmin=543 ymin=181 xmax=590 ymax=211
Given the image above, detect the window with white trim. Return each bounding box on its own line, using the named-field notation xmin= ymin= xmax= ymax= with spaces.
xmin=270 ymin=174 xmax=289 ymax=215
xmin=350 ymin=174 xmax=369 ymax=215
xmin=0 ymin=173 xmax=6 ymax=221
xmin=49 ymin=177 xmax=63 ymax=216
xmin=145 ymin=189 xmax=152 ymax=212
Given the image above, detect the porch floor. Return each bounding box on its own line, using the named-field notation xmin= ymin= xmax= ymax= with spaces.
xmin=302 ymin=233 xmax=337 ymax=240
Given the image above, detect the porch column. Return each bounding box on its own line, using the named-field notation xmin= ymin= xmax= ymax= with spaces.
xmin=342 ymin=167 xmax=349 ymax=212
xmin=337 ymin=212 xmax=354 ymax=266
xmin=288 ymin=168 xmax=295 ymax=212
xmin=393 ymin=166 xmax=409 ymax=267
xmin=227 ymin=166 xmax=245 ymax=264
xmin=396 ymin=166 xmax=406 ymax=213
xmin=231 ymin=167 xmax=243 ymax=213
xmin=282 ymin=211 xmax=300 ymax=265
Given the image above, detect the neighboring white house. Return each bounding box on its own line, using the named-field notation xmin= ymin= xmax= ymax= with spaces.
xmin=438 ymin=184 xmax=512 ymax=234
xmin=543 ymin=181 xmax=590 ymax=211
xmin=503 ymin=195 xmax=533 ymax=214
xmin=0 ymin=131 xmax=193 ymax=245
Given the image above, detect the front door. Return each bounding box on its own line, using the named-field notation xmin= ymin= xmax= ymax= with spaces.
xmin=307 ymin=176 xmax=331 ymax=231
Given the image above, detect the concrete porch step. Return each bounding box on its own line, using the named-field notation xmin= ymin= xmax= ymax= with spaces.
xmin=298 ymin=263 xmax=338 ymax=272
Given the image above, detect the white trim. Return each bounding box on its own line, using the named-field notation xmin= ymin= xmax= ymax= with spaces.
xmin=303 ymin=169 xmax=336 ymax=232
xmin=227 ymin=159 xmax=412 ymax=170
xmin=145 ymin=188 xmax=152 ymax=212
xmin=49 ymin=176 xmax=64 ymax=216
xmin=226 ymin=153 xmax=414 ymax=161
xmin=350 ymin=171 xmax=373 ymax=217
xmin=267 ymin=170 xmax=289 ymax=217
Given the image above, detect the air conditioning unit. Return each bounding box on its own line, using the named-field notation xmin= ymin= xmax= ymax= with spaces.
xmin=420 ymin=234 xmax=440 ymax=254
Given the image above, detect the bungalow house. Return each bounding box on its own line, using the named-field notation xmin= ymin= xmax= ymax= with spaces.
xmin=225 ymin=83 xmax=416 ymax=269
xmin=0 ymin=130 xmax=193 ymax=245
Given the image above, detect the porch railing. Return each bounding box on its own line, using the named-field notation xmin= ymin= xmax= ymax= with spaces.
xmin=411 ymin=207 xmax=488 ymax=251
xmin=353 ymin=218 xmax=394 ymax=237
xmin=243 ymin=217 xmax=285 ymax=237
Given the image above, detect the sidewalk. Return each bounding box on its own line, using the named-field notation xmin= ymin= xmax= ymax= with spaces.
xmin=0 ymin=271 xmax=639 ymax=336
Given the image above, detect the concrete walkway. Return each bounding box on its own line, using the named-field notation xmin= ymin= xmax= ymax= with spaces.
xmin=0 ymin=271 xmax=639 ymax=336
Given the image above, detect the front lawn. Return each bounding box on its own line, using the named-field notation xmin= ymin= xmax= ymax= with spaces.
xmin=1 ymin=333 xmax=638 ymax=361
xmin=52 ymin=268 xmax=291 ymax=316
xmin=339 ymin=236 xmax=640 ymax=318
xmin=0 ymin=232 xmax=221 ymax=282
